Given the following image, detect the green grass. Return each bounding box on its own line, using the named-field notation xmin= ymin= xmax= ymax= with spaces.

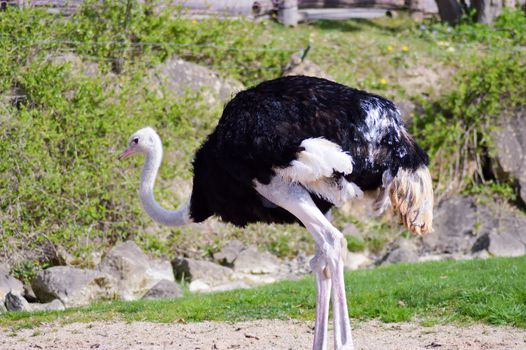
xmin=2 ymin=257 xmax=525 ymax=330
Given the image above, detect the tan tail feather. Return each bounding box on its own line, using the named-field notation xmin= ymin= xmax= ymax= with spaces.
xmin=383 ymin=166 xmax=434 ymax=235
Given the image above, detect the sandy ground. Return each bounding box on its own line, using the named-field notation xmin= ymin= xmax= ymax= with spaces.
xmin=1 ymin=319 xmax=525 ymax=350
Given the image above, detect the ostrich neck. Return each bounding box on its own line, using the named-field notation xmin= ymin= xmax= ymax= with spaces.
xmin=139 ymin=146 xmax=190 ymax=226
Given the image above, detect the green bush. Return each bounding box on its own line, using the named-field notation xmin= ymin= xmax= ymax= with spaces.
xmin=0 ymin=60 xmax=205 ymax=255
xmin=418 ymin=9 xmax=526 ymax=48
xmin=413 ymin=52 xmax=526 ymax=197
xmin=346 ymin=235 xmax=366 ymax=252
xmin=0 ymin=2 xmax=297 ymax=260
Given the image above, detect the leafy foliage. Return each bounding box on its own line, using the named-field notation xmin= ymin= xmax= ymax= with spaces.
xmin=412 ymin=52 xmax=526 ymax=198
xmin=418 ymin=9 xmax=526 ymax=48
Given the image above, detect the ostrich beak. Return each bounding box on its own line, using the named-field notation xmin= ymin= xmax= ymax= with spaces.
xmin=118 ymin=147 xmax=136 ymax=160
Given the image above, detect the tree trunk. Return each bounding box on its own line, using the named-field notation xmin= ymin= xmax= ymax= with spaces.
xmin=434 ymin=0 xmax=463 ymax=24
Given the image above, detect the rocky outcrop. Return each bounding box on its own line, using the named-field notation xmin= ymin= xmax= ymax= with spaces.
xmin=493 ymin=110 xmax=526 ymax=205
xmin=172 ymin=258 xmax=233 ymax=286
xmin=421 ymin=196 xmax=486 ymax=255
xmin=4 ymin=291 xmax=65 ymax=312
xmin=382 ymin=196 xmax=526 ymax=263
xmin=213 ymin=240 xmax=245 ymax=267
xmin=0 ymin=264 xmax=24 ymax=305
xmin=233 ymin=246 xmax=280 ymax=275
xmin=213 ymin=241 xmax=281 ymax=275
xmin=344 ymin=252 xmax=372 ymax=270
xmin=381 ymin=239 xmax=419 ymax=264
xmin=148 ymin=56 xmax=245 ymax=104
xmin=31 ymin=266 xmax=118 ymax=308
xmin=174 ymin=243 xmax=311 ymax=293
xmin=4 ymin=291 xmax=30 ymax=312
xmin=99 ymin=241 xmax=175 ymax=300
xmin=31 ymin=299 xmax=66 ymax=312
xmin=142 ymin=280 xmax=183 ymax=300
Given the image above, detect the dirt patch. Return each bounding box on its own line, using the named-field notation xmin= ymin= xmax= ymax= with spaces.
xmin=1 ymin=319 xmax=524 ymax=350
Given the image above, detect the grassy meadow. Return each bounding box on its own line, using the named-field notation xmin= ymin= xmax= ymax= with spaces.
xmin=2 ymin=256 xmax=525 ymax=330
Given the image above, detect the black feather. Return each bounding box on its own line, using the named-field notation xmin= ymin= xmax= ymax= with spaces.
xmin=189 ymin=76 xmax=428 ymax=226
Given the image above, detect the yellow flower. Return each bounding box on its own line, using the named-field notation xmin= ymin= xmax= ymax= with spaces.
xmin=401 ymin=45 xmax=409 ymax=52
xmin=192 ymin=20 xmax=198 ymax=25
xmin=379 ymin=78 xmax=388 ymax=85
xmin=387 ymin=45 xmax=393 ymax=53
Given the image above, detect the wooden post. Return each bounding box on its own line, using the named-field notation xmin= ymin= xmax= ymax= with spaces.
xmin=278 ymin=0 xmax=299 ymax=26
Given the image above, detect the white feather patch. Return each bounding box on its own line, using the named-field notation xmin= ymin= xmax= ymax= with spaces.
xmin=277 ymin=138 xmax=353 ymax=183
xmin=275 ymin=138 xmax=362 ymax=207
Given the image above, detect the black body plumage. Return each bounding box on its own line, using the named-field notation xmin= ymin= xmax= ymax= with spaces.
xmin=189 ymin=76 xmax=429 ymax=227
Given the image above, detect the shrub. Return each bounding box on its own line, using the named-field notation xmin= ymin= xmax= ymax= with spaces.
xmin=412 ymin=52 xmax=526 ymax=198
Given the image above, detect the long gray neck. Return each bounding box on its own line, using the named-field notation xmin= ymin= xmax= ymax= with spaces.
xmin=139 ymin=145 xmax=191 ymax=226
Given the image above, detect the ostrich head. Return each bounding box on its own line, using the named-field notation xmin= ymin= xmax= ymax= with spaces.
xmin=118 ymin=127 xmax=161 ymax=160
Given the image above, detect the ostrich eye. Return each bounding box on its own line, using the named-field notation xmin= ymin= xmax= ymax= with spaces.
xmin=132 ymin=137 xmax=139 ymax=144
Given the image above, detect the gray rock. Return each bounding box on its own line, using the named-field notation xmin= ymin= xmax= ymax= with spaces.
xmin=0 ymin=263 xmax=9 ymax=272
xmin=32 ymin=266 xmax=118 ymax=308
xmin=282 ymin=53 xmax=334 ymax=81
xmin=344 ymin=252 xmax=372 ymax=270
xmin=48 ymin=53 xmax=100 ymax=77
xmin=146 ymin=259 xmax=175 ymax=283
xmin=424 ymin=195 xmax=526 ymax=258
xmin=23 ymin=283 xmax=38 ymax=303
xmin=30 ymin=299 xmax=65 ymax=312
xmin=493 ymin=110 xmax=526 ymax=204
xmin=54 ymin=245 xmax=76 ymax=266
xmin=487 ymin=232 xmax=525 ymax=257
xmin=280 ymin=252 xmax=312 ymax=276
xmin=5 ymin=291 xmax=31 ymax=311
xmin=4 ymin=291 xmax=65 ymax=313
xmin=213 ymin=240 xmax=245 ymax=266
xmin=382 ymin=239 xmax=420 ymax=264
xmin=149 ymin=57 xmax=245 ymax=105
xmin=233 ymin=246 xmax=280 ymax=275
xmin=422 ymin=196 xmax=490 ymax=254
xmin=100 ymin=241 xmax=173 ymax=300
xmin=188 ymin=279 xmax=211 ymax=293
xmin=0 ymin=265 xmax=24 ymax=303
xmin=172 ymin=258 xmax=233 ymax=286
xmin=474 ymin=232 xmax=526 ymax=257
xmin=499 ymin=214 xmax=526 ymax=246
xmin=142 ymin=280 xmax=183 ymax=300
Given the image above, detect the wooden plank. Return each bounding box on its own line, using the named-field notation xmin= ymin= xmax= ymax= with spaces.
xmin=299 ymin=0 xmax=405 ymax=9
xmin=298 ymin=7 xmax=389 ymax=20
xmin=175 ymin=0 xmax=255 ymax=15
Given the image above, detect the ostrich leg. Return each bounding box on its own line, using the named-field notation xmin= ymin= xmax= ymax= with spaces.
xmin=329 ymin=236 xmax=353 ymax=349
xmin=311 ymin=250 xmax=331 ymax=350
xmin=255 ymin=178 xmax=354 ymax=350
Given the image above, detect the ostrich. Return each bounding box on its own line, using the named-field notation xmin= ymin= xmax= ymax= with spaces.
xmin=118 ymin=75 xmax=433 ymax=350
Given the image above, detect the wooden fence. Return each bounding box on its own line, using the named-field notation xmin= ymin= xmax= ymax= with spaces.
xmin=2 ymin=0 xmax=440 ymax=24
